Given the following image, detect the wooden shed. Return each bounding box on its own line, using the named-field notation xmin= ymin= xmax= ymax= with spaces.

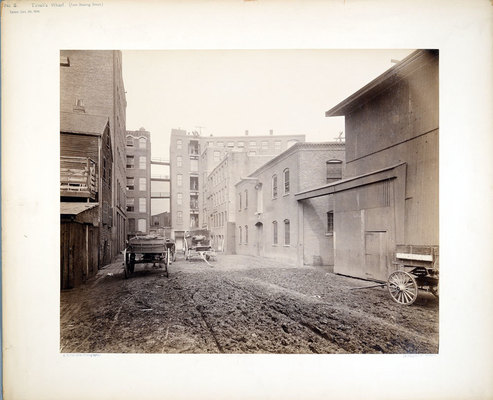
xmin=60 ymin=203 xmax=100 ymax=290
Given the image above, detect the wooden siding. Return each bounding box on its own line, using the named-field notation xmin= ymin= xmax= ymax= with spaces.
xmin=60 ymin=221 xmax=99 ymax=290
xmin=61 ymin=133 xmax=99 ymax=160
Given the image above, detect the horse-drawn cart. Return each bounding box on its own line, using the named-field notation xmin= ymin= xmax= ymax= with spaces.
xmin=123 ymin=235 xmax=175 ymax=279
xmin=351 ymin=245 xmax=439 ymax=305
xmin=184 ymin=229 xmax=216 ymax=263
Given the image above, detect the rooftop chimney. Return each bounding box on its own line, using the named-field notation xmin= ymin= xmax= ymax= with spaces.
xmin=245 ymin=130 xmax=249 ymax=136
xmin=73 ymin=98 xmax=85 ymax=113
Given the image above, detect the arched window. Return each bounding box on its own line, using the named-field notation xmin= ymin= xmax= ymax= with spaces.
xmin=283 ymin=168 xmax=290 ymax=195
xmin=272 ymin=174 xmax=278 ymax=199
xmin=245 ymin=225 xmax=248 ymax=244
xmin=244 ymin=189 xmax=248 ymax=209
xmin=139 ymin=137 xmax=147 ymax=149
xmin=326 ymin=159 xmax=343 ymax=183
xmin=284 ymin=219 xmax=290 ymax=246
xmin=272 ymin=221 xmax=278 ymax=245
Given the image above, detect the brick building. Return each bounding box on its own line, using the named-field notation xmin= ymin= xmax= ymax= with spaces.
xmin=169 ymin=128 xmax=305 ymax=250
xmin=296 ymin=49 xmax=439 ymax=281
xmin=235 ymin=142 xmax=345 ymax=266
xmin=206 ymin=152 xmax=275 ymax=253
xmin=60 ymin=50 xmax=127 ymax=258
xmin=125 ymin=128 xmax=151 ymax=237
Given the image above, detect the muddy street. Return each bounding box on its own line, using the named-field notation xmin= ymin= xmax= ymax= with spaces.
xmin=60 ymin=254 xmax=439 ymax=354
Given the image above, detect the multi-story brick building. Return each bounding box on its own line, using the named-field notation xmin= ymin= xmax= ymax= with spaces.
xmin=235 ymin=142 xmax=345 ymax=266
xmin=169 ymin=129 xmax=305 ymax=250
xmin=296 ymin=49 xmax=439 ymax=281
xmin=125 ymin=128 xmax=151 ymax=237
xmin=60 ymin=50 xmax=127 ymax=258
xmin=206 ymin=152 xmax=275 ymax=253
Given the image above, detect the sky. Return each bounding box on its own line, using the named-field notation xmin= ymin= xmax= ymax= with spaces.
xmin=122 ymin=49 xmax=415 ymax=159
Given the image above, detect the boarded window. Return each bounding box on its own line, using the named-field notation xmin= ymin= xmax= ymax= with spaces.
xmin=139 ymin=198 xmax=146 ymax=213
xmin=326 ymin=160 xmax=343 ymax=182
xmin=139 ymin=178 xmax=146 ymax=191
xmin=139 ymin=156 xmax=146 ymax=169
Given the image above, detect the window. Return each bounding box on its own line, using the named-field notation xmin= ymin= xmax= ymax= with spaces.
xmin=190 ymin=159 xmax=199 ymax=172
xmin=139 ymin=137 xmax=146 ymax=149
xmin=284 ymin=219 xmax=290 ymax=245
xmin=139 ymin=178 xmax=146 ymax=191
xmin=327 ymin=211 xmax=334 ymax=234
xmin=177 ymin=193 xmax=183 ymax=205
xmin=177 ymin=174 xmax=182 ymax=187
xmin=139 ymin=156 xmax=146 ymax=169
xmin=213 ymin=151 xmax=221 ymax=162
xmin=249 ymin=141 xmax=257 ymax=148
xmin=238 ymin=141 xmax=245 ymax=148
xmin=126 ymin=198 xmax=135 ymax=212
xmin=128 ymin=218 xmax=135 ymax=233
xmin=245 ymin=226 xmax=248 ymax=244
xmin=227 ymin=142 xmax=234 ymax=148
xmin=326 ymin=160 xmax=343 ymax=182
xmin=139 ymin=198 xmax=146 ymax=212
xmin=217 ymin=142 xmax=224 ymax=148
xmin=126 ymin=155 xmax=135 ymax=169
xmin=126 ymin=136 xmax=134 ymax=146
xmin=138 ymin=218 xmax=146 ymax=232
xmin=272 ymin=174 xmax=278 ymax=199
xmin=261 ymin=141 xmax=268 ymax=150
xmin=190 ymin=177 xmax=198 ymax=191
xmin=126 ymin=177 xmax=134 ymax=191
xmin=177 ymin=139 xmax=182 ymax=150
xmin=177 ymin=211 xmax=183 ymax=224
xmin=239 ymin=193 xmax=242 ymax=210
xmin=177 ymin=156 xmax=182 ymax=167
xmin=283 ymin=168 xmax=290 ymax=195
xmin=274 ymin=141 xmax=281 ymax=152
xmin=244 ymin=189 xmax=248 ymax=209
xmin=272 ymin=221 xmax=278 ymax=245
xmin=239 ymin=226 xmax=242 ymax=244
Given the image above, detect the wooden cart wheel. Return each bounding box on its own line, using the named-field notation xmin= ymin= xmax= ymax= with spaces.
xmin=387 ymin=270 xmax=418 ymax=305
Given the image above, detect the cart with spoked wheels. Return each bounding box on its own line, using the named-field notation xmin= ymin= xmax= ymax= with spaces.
xmin=387 ymin=245 xmax=439 ymax=305
xmin=184 ymin=229 xmax=216 ymax=263
xmin=123 ymin=235 xmax=174 ymax=279
xmin=350 ymin=245 xmax=439 ymax=306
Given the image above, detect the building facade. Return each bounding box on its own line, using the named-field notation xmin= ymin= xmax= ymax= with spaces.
xmin=206 ymin=152 xmax=275 ymax=253
xmin=235 ymin=142 xmax=345 ymax=266
xmin=60 ymin=110 xmax=113 ymax=289
xmin=125 ymin=128 xmax=151 ymax=237
xmin=169 ymin=128 xmax=305 ymax=250
xmin=60 ymin=50 xmax=127 ymax=258
xmin=296 ymin=49 xmax=439 ymax=281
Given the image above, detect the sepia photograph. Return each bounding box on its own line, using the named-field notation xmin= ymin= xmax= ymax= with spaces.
xmin=59 ymin=49 xmax=439 ymax=354
xmin=3 ymin=0 xmax=492 ymax=398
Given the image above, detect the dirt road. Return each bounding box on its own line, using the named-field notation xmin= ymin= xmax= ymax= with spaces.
xmin=60 ymin=254 xmax=438 ymax=354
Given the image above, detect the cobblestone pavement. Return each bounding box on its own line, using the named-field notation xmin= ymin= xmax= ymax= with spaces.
xmin=60 ymin=254 xmax=439 ymax=354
